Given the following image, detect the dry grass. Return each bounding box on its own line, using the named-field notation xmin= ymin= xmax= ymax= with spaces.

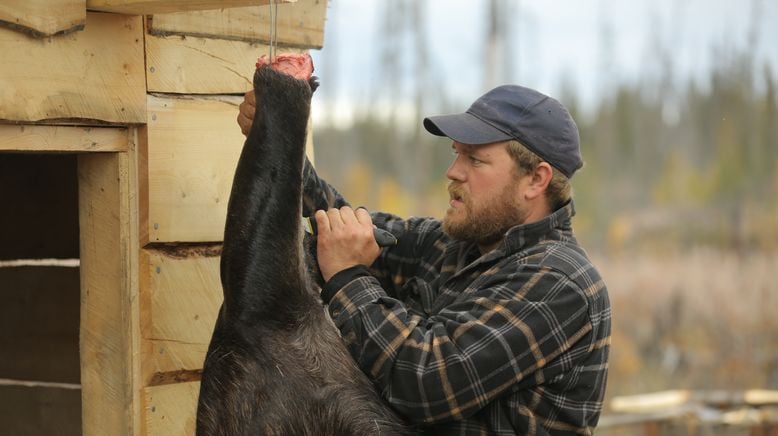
xmin=593 ymin=248 xmax=778 ymax=409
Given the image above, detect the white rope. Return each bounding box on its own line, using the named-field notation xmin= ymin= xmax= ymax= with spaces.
xmin=268 ymin=0 xmax=278 ymax=61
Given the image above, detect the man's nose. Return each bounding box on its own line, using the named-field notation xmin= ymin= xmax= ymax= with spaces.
xmin=446 ymin=155 xmax=466 ymax=181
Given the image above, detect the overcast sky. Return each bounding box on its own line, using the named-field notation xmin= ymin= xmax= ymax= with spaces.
xmin=309 ymin=0 xmax=778 ymax=126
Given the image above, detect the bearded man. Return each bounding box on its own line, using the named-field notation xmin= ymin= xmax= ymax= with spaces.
xmin=238 ymin=84 xmax=611 ymax=435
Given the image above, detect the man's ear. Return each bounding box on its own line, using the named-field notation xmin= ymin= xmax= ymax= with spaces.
xmin=524 ymin=162 xmax=553 ymax=200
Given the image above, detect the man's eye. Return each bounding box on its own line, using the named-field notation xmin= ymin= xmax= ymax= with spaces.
xmin=469 ymin=156 xmax=482 ymax=164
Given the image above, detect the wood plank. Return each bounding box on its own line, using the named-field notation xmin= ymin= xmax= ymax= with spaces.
xmin=87 ymin=0 xmax=294 ymax=15
xmin=744 ymin=389 xmax=778 ymax=405
xmin=139 ymin=246 xmax=219 ymax=386
xmin=0 ymin=0 xmax=85 ymax=37
xmin=141 ymin=248 xmax=222 ymax=345
xmin=127 ymin=128 xmax=143 ymax=436
xmin=611 ymin=390 xmax=691 ymax=413
xmin=142 ymin=94 xmax=315 ymax=243
xmin=146 ymin=33 xmax=282 ymax=94
xmin=144 ymin=381 xmax=200 ymax=436
xmin=0 ymin=381 xmax=81 ymax=436
xmin=144 ymin=94 xmax=244 ymax=243
xmin=78 ymin=149 xmax=141 ymax=435
xmin=0 ymin=125 xmax=127 ymax=152
xmin=0 ymin=12 xmax=145 ymax=124
xmin=149 ymin=0 xmax=327 ymax=48
xmin=0 ymin=266 xmax=80 ymax=383
xmin=143 ymin=340 xmax=209 ymax=386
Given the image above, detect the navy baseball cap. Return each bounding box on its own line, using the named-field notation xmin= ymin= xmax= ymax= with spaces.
xmin=423 ymin=85 xmax=583 ymax=178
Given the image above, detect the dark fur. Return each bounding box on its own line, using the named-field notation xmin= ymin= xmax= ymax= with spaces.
xmin=196 ymin=66 xmax=407 ymax=435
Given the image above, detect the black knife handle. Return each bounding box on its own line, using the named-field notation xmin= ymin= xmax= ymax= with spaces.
xmin=304 ymin=215 xmax=397 ymax=247
xmin=373 ymin=228 xmax=398 ymax=247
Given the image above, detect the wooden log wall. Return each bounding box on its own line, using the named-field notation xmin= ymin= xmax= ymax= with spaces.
xmin=0 ymin=1 xmax=327 ymax=435
xmin=139 ymin=3 xmax=322 ymax=429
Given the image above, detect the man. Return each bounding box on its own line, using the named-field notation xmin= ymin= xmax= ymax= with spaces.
xmin=237 ymin=84 xmax=611 ymax=435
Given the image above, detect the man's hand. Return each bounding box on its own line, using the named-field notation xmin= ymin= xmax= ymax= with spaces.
xmin=237 ymin=89 xmax=256 ymax=136
xmin=315 ymin=206 xmax=381 ymax=282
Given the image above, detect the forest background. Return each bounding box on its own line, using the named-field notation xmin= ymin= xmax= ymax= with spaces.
xmin=306 ymin=0 xmax=778 ymax=417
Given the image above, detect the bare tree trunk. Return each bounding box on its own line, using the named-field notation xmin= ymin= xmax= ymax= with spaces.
xmin=483 ymin=0 xmax=513 ymax=90
xmin=410 ymin=0 xmax=430 ymax=210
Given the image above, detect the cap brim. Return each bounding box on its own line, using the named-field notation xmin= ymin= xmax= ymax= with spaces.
xmin=423 ymin=112 xmax=513 ymax=145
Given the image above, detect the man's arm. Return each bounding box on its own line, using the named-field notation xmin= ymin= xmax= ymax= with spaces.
xmin=321 ymin=264 xmax=597 ymax=424
xmin=302 ymin=158 xmax=349 ymax=215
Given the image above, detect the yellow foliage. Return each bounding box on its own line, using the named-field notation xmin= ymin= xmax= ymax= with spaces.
xmin=651 ymin=151 xmax=714 ymax=206
xmin=773 ymin=159 xmax=778 ymax=204
xmin=421 ymin=182 xmax=449 ymax=218
xmin=609 ymin=329 xmax=641 ymax=378
xmin=606 ymin=215 xmax=632 ymax=251
xmin=343 ymin=162 xmax=372 ymax=207
xmin=376 ymin=177 xmax=414 ymax=218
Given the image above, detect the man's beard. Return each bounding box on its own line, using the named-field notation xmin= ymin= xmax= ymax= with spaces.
xmin=442 ymin=182 xmax=528 ymax=245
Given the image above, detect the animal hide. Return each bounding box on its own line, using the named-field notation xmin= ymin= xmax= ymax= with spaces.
xmin=196 ymin=57 xmax=407 ymax=436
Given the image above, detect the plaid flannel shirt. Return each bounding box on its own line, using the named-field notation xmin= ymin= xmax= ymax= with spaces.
xmin=302 ymin=160 xmax=611 ymax=435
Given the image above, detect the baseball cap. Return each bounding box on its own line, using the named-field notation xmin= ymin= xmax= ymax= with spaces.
xmin=423 ymin=85 xmax=583 ymax=178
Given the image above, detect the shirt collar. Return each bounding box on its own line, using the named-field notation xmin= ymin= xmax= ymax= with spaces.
xmin=500 ymin=200 xmax=575 ymax=255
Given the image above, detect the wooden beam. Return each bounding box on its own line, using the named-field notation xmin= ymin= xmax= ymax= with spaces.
xmin=0 ymin=0 xmax=85 ymax=37
xmin=149 ymin=0 xmax=327 ymax=48
xmin=139 ymin=246 xmax=217 ymax=386
xmin=87 ymin=0 xmax=295 ymax=15
xmin=611 ymin=390 xmax=691 ymax=413
xmin=78 ymin=133 xmax=141 ymax=435
xmin=145 ymin=33 xmax=282 ymax=94
xmin=143 ymin=94 xmax=244 ymax=243
xmin=143 ymin=340 xmax=209 ymax=387
xmin=0 ymin=12 xmax=145 ymax=124
xmin=144 ymin=381 xmax=200 ymax=436
xmin=140 ymin=248 xmax=222 ymax=345
xmin=0 ymin=125 xmax=128 ymax=152
xmin=611 ymin=389 xmax=778 ymax=413
xmin=142 ymin=94 xmax=314 ymax=243
xmin=744 ymin=390 xmax=778 ymax=406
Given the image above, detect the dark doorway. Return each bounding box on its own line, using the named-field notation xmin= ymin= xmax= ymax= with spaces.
xmin=0 ymin=153 xmax=82 ymax=436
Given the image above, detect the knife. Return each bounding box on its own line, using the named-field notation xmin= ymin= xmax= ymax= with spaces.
xmin=303 ymin=216 xmax=398 ymax=247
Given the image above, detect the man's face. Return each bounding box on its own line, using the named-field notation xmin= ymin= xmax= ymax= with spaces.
xmin=442 ymin=141 xmax=528 ymax=245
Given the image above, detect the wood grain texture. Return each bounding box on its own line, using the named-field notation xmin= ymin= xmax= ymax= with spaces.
xmin=149 ymin=0 xmax=327 ymax=48
xmin=143 ymin=339 xmax=210 ymax=386
xmin=0 ymin=12 xmax=145 ymax=124
xmin=142 ymin=94 xmax=315 ymax=243
xmin=0 ymin=0 xmax=85 ymax=37
xmin=78 ymin=147 xmax=141 ymax=436
xmin=144 ymin=94 xmax=245 ymax=243
xmin=87 ymin=0 xmax=294 ymax=15
xmin=0 ymin=124 xmax=127 ymax=152
xmin=144 ymin=381 xmax=200 ymax=436
xmin=141 ymin=248 xmax=222 ymax=345
xmin=145 ymin=33 xmax=276 ymax=94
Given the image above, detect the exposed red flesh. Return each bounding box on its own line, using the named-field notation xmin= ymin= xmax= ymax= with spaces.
xmin=256 ymin=53 xmax=314 ymax=81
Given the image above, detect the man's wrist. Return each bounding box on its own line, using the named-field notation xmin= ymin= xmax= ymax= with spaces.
xmin=320 ymin=264 xmax=372 ymax=303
